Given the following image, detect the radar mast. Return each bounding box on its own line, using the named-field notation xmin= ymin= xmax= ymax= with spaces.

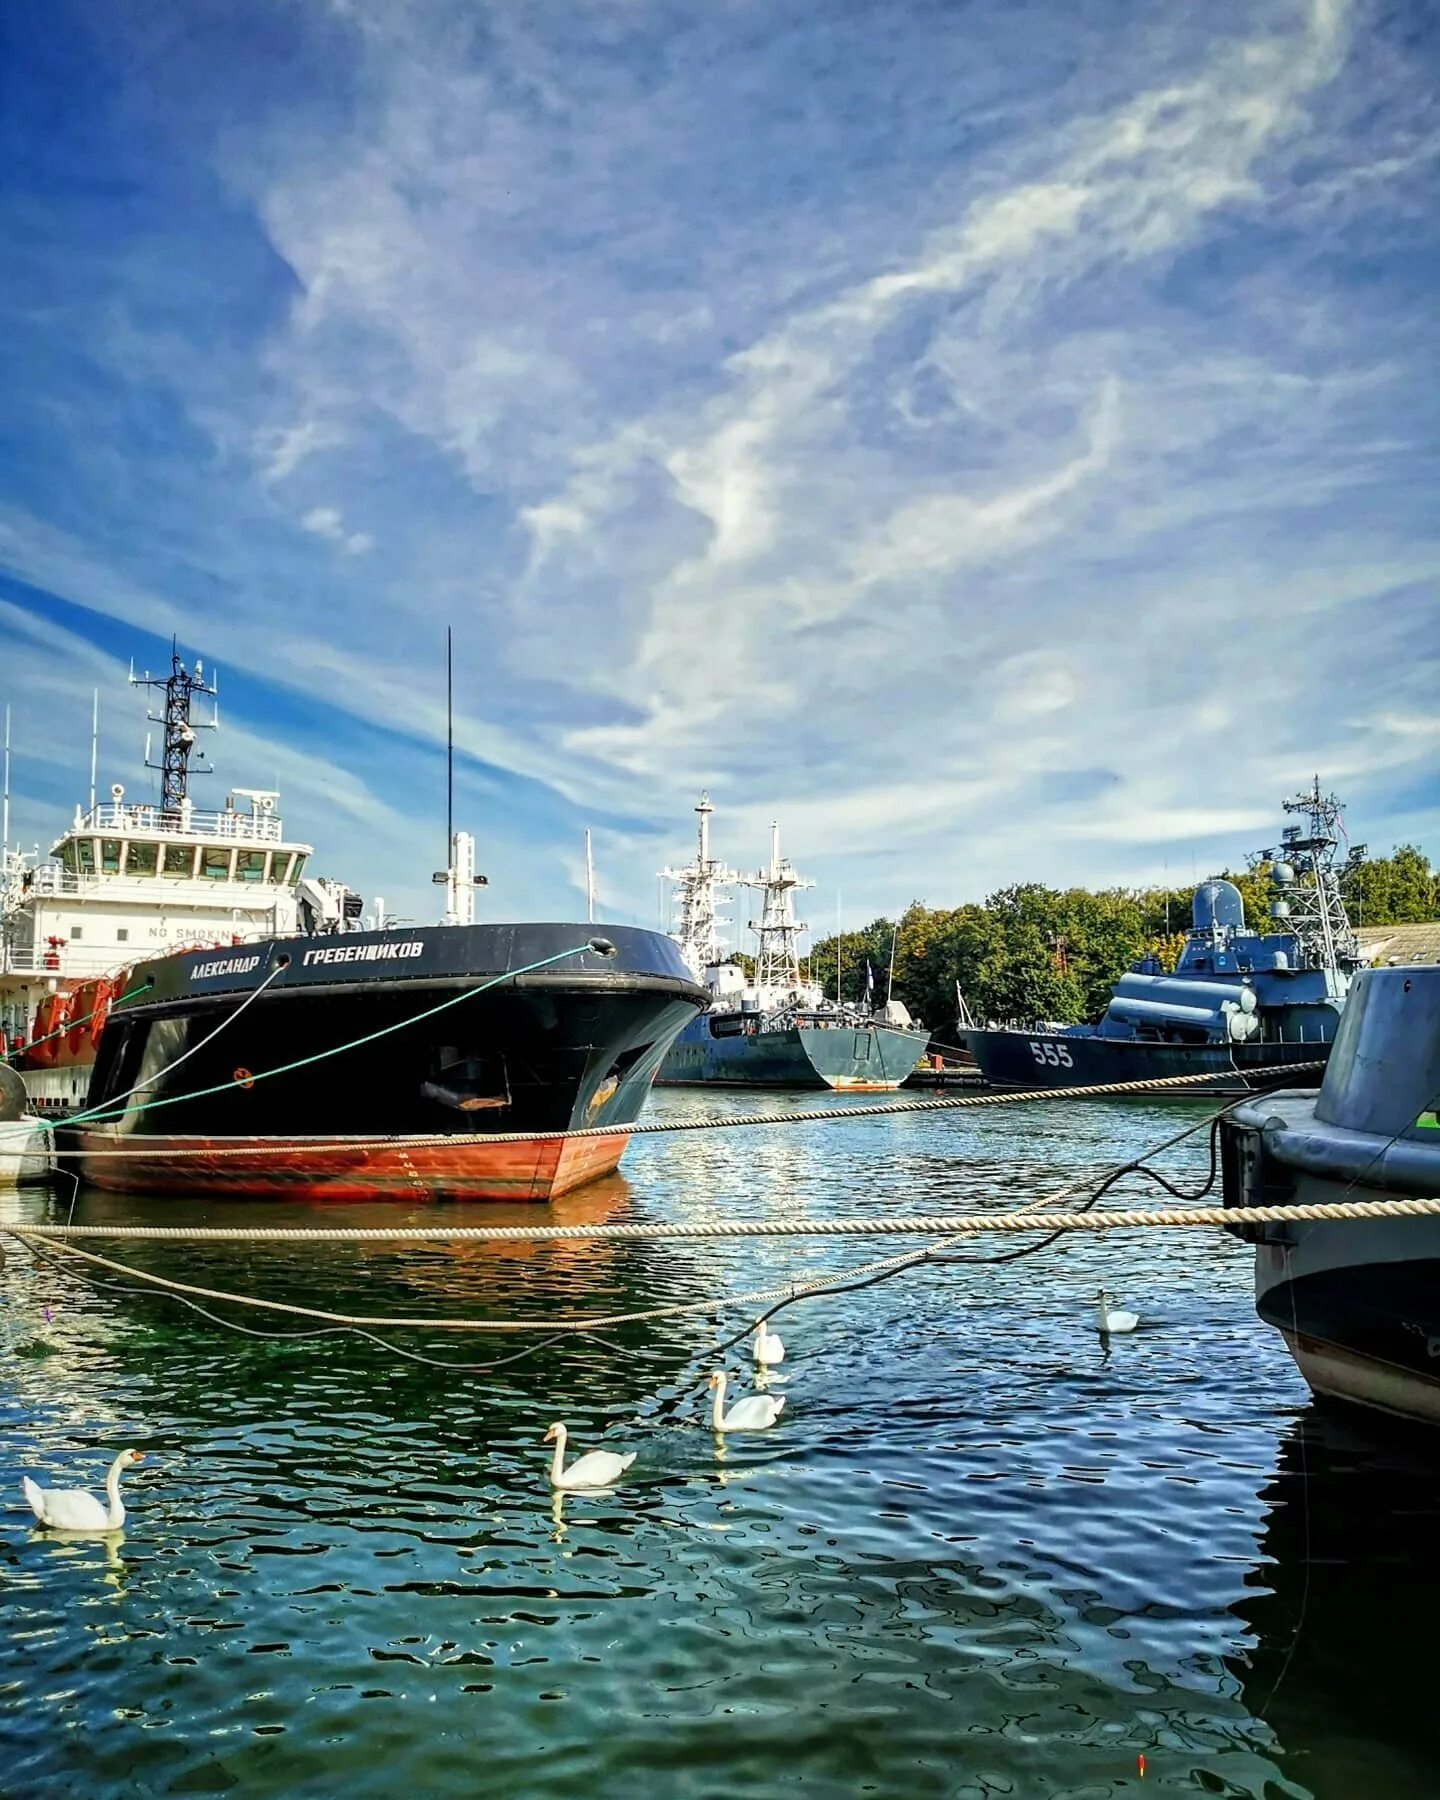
xmin=131 ymin=644 xmax=217 ymax=815
xmin=742 ymin=822 xmax=813 ymax=998
xmin=1257 ymin=777 xmax=1360 ymax=973
xmin=661 ymin=793 xmax=739 ymax=978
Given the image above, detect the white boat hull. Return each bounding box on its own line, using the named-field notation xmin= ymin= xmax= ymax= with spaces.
xmin=0 ymin=1115 xmax=54 ymax=1186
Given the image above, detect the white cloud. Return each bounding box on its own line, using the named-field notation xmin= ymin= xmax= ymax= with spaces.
xmin=301 ymin=506 xmax=373 ymax=555
xmin=3 ymin=0 xmax=1437 ymax=930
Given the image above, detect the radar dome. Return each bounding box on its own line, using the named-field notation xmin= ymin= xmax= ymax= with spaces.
xmin=1192 ymin=878 xmax=1245 ymax=934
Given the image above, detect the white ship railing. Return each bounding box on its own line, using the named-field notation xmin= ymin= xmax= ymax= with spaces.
xmin=72 ymin=803 xmax=291 ymax=844
xmin=2 ymin=931 xmax=275 ymax=980
xmin=3 ymin=944 xmax=156 ymax=979
xmin=9 ymin=866 xmax=296 ymax=903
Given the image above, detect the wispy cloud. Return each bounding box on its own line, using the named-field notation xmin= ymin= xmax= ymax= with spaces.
xmin=0 ymin=0 xmax=1436 ymax=927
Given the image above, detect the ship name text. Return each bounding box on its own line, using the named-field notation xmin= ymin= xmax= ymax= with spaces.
xmin=191 ymin=954 xmax=263 ymax=980
xmin=301 ymin=940 xmax=425 ymax=968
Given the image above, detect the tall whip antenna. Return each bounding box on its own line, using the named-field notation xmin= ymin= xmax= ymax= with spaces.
xmin=446 ymin=626 xmax=454 ymax=860
xmin=2 ymin=704 xmax=11 ymax=867
xmin=585 ymin=829 xmax=596 ymax=923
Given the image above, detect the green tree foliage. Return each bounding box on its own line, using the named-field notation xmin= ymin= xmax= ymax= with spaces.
xmin=1342 ymin=844 xmax=1440 ymax=926
xmin=808 ymin=846 xmax=1437 ymax=1032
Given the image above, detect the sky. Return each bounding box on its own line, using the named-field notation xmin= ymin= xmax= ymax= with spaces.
xmin=1 ymin=0 xmax=1437 ymax=940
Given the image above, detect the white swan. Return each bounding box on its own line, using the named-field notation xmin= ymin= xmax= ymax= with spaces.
xmin=543 ymin=1422 xmax=636 ymax=1491
xmin=708 ymin=1369 xmax=786 ymax=1432
xmin=1095 ymin=1289 xmax=1139 ymax=1335
xmin=753 ymin=1320 xmax=785 ymax=1367
xmin=22 ymin=1449 xmax=144 ymax=1531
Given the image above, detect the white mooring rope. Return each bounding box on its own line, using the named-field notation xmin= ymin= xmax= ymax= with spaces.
xmin=61 ymin=1058 xmax=1325 ymax=1157
xmin=6 ymin=1194 xmax=1438 ymax=1338
xmin=8 ymin=1193 xmax=1440 ymax=1249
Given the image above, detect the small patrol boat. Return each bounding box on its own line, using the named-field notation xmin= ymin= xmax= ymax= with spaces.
xmin=958 ymin=781 xmax=1365 ymax=1093
xmin=1221 ymin=963 xmax=1440 ymax=1426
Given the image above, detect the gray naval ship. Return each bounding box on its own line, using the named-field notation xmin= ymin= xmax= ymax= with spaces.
xmin=657 ymin=797 xmax=930 ymax=1090
xmin=957 ymin=781 xmax=1366 ymax=1093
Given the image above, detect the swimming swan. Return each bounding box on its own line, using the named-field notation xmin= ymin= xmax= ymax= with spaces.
xmin=22 ymin=1449 xmax=144 ymax=1531
xmin=708 ymin=1370 xmax=786 ymax=1432
xmin=753 ymin=1320 xmax=785 ymax=1366
xmin=1095 ymin=1289 xmax=1139 ymax=1335
xmin=543 ymin=1422 xmax=636 ymax=1491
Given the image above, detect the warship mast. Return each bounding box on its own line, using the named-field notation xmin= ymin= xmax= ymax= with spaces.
xmin=1262 ymin=778 xmax=1361 ymax=973
xmin=742 ymin=822 xmax=813 ymax=1000
xmin=661 ymin=793 xmax=739 ymax=978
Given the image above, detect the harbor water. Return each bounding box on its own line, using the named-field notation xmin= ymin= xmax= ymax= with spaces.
xmin=2 ymin=1092 xmax=1434 ymax=1797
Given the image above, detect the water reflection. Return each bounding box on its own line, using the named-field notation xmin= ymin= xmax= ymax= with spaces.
xmin=1233 ymin=1408 xmax=1440 ymax=1799
xmin=4 ymin=1096 xmax=1439 ymax=1797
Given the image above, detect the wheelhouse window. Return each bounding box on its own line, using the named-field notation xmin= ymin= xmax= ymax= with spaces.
xmin=162 ymin=844 xmax=197 ymax=877
xmin=201 ymin=847 xmax=233 ymax=881
xmin=235 ymin=849 xmax=266 ymax=883
xmin=100 ymin=839 xmax=122 ymax=873
xmin=127 ymin=841 xmax=158 ymax=876
xmin=76 ymin=839 xmax=96 ymax=873
xmin=60 ymin=841 xmax=79 ymax=873
xmin=291 ymin=853 xmax=307 ymax=882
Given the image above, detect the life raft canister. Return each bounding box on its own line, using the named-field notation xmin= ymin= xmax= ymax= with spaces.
xmin=89 ymin=978 xmax=116 ymax=1052
xmin=95 ymin=967 xmax=135 ymax=1048
xmin=64 ymin=980 xmax=103 ymax=1060
xmin=27 ymin=994 xmax=66 ymax=1069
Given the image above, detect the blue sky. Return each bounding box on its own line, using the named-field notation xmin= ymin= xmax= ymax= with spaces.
xmin=1 ymin=0 xmax=1437 ymax=936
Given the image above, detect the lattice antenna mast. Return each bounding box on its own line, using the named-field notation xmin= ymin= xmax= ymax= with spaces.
xmin=1262 ymin=776 xmax=1360 ymax=971
xmin=742 ymin=822 xmax=813 ymax=994
xmin=660 ymin=793 xmax=739 ymax=977
xmin=131 ymin=643 xmax=217 ymax=814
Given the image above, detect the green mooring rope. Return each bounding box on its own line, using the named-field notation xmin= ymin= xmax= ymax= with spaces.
xmin=2 ymin=981 xmax=152 ymax=1063
xmin=63 ymin=943 xmax=597 ymax=1129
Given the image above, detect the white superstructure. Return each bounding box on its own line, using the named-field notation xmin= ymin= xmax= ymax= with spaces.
xmin=0 ymin=651 xmax=317 ymax=1108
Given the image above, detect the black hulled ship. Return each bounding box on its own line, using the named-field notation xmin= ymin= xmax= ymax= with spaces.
xmin=64 ymin=920 xmax=706 ymax=1201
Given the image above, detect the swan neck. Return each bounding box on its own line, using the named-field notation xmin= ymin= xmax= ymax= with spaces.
xmin=549 ymin=1428 xmax=567 ymax=1483
xmin=710 ymin=1374 xmax=726 ymax=1430
xmin=104 ymin=1456 xmax=127 ymax=1528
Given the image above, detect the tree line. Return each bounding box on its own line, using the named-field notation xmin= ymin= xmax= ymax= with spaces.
xmin=800 ymin=845 xmax=1439 ymax=1038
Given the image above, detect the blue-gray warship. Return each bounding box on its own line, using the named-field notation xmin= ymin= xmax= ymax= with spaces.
xmin=956 ymin=781 xmax=1365 ymax=1094
xmin=1221 ymin=963 xmax=1440 ymax=1426
xmin=657 ymin=797 xmax=930 ymax=1090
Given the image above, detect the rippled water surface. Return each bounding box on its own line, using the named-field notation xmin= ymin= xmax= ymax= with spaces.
xmin=3 ymin=1092 xmax=1436 ymax=1798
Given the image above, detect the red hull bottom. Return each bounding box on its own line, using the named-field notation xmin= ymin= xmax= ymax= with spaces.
xmin=68 ymin=1130 xmax=630 ymax=1203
